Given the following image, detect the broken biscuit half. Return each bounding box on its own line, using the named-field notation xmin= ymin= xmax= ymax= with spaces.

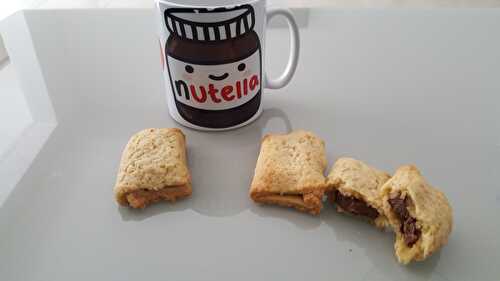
xmin=381 ymin=165 xmax=453 ymax=264
xmin=249 ymin=130 xmax=328 ymax=215
xmin=114 ymin=128 xmax=192 ymax=208
xmin=327 ymin=157 xmax=391 ymax=228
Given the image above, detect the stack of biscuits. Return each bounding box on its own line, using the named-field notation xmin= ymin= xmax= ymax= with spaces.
xmin=113 ymin=128 xmax=453 ymax=265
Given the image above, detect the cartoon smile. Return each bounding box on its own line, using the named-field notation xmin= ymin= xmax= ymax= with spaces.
xmin=208 ymin=73 xmax=229 ymax=81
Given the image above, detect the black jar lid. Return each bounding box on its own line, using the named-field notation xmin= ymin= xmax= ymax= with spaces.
xmin=164 ymin=5 xmax=255 ymax=42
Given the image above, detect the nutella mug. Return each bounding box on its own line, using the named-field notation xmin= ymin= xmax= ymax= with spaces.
xmin=155 ymin=0 xmax=300 ymax=130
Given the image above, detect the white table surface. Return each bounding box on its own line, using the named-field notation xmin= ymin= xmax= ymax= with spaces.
xmin=0 ymin=8 xmax=499 ymax=281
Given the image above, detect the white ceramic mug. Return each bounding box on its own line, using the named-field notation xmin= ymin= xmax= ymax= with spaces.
xmin=156 ymin=0 xmax=300 ymax=130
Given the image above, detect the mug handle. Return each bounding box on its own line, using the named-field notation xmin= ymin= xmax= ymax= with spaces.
xmin=265 ymin=8 xmax=300 ymax=89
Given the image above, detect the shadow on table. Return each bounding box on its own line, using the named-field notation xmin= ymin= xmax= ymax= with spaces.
xmin=188 ymin=107 xmax=293 ymax=217
xmin=117 ymin=195 xmax=191 ymax=221
xmin=321 ymin=204 xmax=441 ymax=280
xmin=249 ymin=203 xmax=321 ymax=230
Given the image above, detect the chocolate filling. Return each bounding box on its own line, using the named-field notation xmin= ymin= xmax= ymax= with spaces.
xmin=388 ymin=196 xmax=421 ymax=247
xmin=333 ymin=191 xmax=379 ymax=219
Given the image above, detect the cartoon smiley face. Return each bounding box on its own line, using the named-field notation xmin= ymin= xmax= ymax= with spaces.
xmin=208 ymin=62 xmax=248 ymax=81
xmin=182 ymin=56 xmax=252 ymax=81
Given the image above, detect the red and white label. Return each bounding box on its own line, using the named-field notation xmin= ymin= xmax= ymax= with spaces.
xmin=166 ymin=50 xmax=261 ymax=111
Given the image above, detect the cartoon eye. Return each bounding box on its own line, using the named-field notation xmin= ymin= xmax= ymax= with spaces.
xmin=237 ymin=63 xmax=246 ymax=71
xmin=185 ymin=65 xmax=194 ymax=73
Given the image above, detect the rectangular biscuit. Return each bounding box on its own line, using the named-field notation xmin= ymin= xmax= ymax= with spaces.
xmin=114 ymin=128 xmax=191 ymax=208
xmin=249 ymin=130 xmax=328 ymax=215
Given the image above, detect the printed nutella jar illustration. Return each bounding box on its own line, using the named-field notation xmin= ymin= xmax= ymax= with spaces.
xmin=156 ymin=0 xmax=300 ymax=130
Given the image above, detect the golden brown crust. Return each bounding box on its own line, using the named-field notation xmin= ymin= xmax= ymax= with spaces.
xmin=327 ymin=157 xmax=391 ymax=227
xmin=114 ymin=128 xmax=191 ymax=207
xmin=125 ymin=184 xmax=192 ymax=209
xmin=249 ymin=130 xmax=328 ymax=215
xmin=381 ymin=165 xmax=453 ymax=264
xmin=251 ymin=189 xmax=323 ymax=215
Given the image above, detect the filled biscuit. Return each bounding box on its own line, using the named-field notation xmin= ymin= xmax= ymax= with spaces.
xmin=249 ymin=130 xmax=328 ymax=215
xmin=114 ymin=128 xmax=191 ymax=208
xmin=381 ymin=165 xmax=453 ymax=264
xmin=327 ymin=157 xmax=391 ymax=228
